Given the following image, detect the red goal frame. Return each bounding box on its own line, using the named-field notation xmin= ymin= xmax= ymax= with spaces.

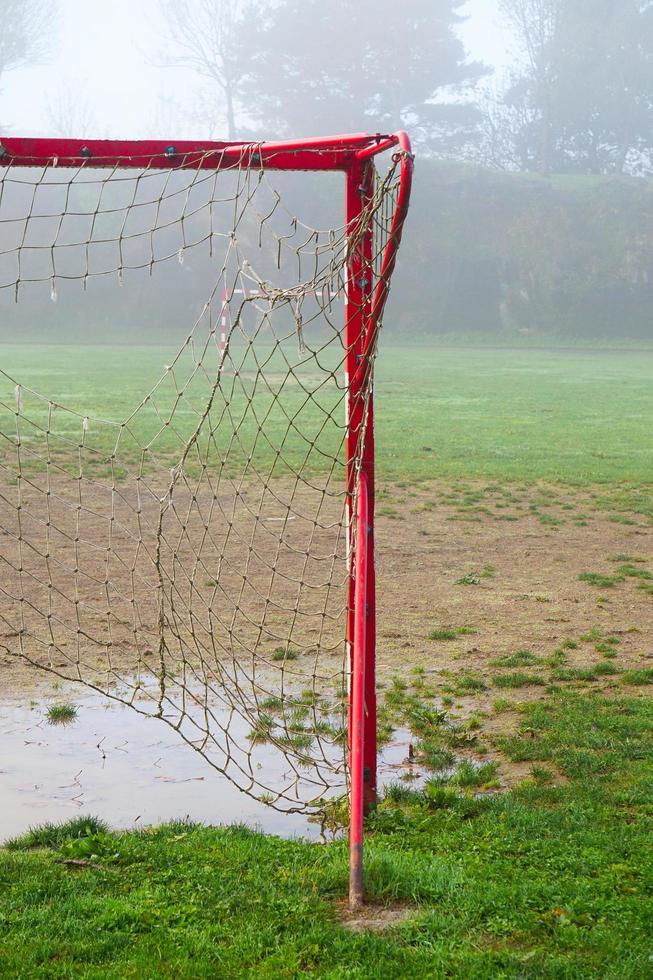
xmin=0 ymin=130 xmax=414 ymax=907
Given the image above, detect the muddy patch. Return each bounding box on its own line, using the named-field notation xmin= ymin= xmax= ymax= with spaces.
xmin=2 ymin=477 xmax=653 ymax=824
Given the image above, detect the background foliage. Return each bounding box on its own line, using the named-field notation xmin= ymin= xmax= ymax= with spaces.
xmin=396 ymin=162 xmax=653 ymax=339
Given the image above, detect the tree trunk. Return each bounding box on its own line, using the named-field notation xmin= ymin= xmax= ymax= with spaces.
xmin=225 ymin=86 xmax=236 ymax=140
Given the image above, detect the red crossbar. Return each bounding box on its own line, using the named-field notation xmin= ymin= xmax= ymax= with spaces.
xmin=0 ymin=132 xmax=403 ymax=173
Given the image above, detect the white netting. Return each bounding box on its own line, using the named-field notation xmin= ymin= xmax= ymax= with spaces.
xmin=0 ymin=142 xmax=406 ymax=813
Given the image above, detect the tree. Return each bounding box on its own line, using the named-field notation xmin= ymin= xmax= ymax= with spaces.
xmin=157 ymin=0 xmax=260 ymax=139
xmin=0 ymin=0 xmax=54 ymax=76
xmin=46 ymin=81 xmax=98 ymax=138
xmin=494 ymin=0 xmax=653 ymax=174
xmin=0 ymin=0 xmax=55 ymax=131
xmin=237 ymin=0 xmax=488 ymax=154
xmin=496 ymin=0 xmax=560 ymax=171
xmin=0 ymin=0 xmax=55 ymax=134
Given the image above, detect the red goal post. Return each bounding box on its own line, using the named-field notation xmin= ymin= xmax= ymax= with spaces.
xmin=0 ymin=130 xmax=414 ymax=908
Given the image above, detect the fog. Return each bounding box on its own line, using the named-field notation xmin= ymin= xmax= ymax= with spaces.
xmin=0 ymin=2 xmax=507 ymax=139
xmin=1 ymin=0 xmax=652 ymax=343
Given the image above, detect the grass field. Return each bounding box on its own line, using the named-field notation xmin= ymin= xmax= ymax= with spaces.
xmin=1 ymin=342 xmax=653 ymax=482
xmin=1 ymin=693 xmax=652 ymax=977
xmin=2 ymin=342 xmax=653 ymax=977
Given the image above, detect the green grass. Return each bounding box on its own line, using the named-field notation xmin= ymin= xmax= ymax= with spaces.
xmin=271 ymin=647 xmax=300 ymax=662
xmin=618 ymin=564 xmax=653 ymax=581
xmin=490 ymin=650 xmax=539 ymax=668
xmin=595 ymin=638 xmax=621 ymax=657
xmin=2 ymin=693 xmax=653 ymax=977
xmin=493 ymin=698 xmax=514 ymax=713
xmin=428 ymin=627 xmax=476 ymax=642
xmin=578 ymin=571 xmax=624 ymax=588
xmin=621 ymin=669 xmax=653 ymax=686
xmin=560 ymin=639 xmax=579 ymax=650
xmin=551 ymin=667 xmax=602 ymax=683
xmin=530 ymin=765 xmax=555 ymax=785
xmin=494 ymin=672 xmax=546 ymax=689
xmin=5 ymin=816 xmax=109 ymax=851
xmin=414 ymin=744 xmax=456 ymax=770
xmin=3 ymin=344 xmax=653 ymax=482
xmin=3 ymin=345 xmax=653 ymax=974
xmin=428 ymin=628 xmax=459 ymax=641
xmin=447 ymin=759 xmax=499 ymax=788
xmin=453 ymin=675 xmax=486 ymax=693
xmin=45 ymin=702 xmax=78 ymax=725
xmin=375 ymin=346 xmax=653 ymax=483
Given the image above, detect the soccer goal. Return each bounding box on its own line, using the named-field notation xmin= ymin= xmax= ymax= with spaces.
xmin=0 ymin=132 xmax=413 ymax=907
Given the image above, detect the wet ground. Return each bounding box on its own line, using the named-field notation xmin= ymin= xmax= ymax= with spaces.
xmin=3 ymin=478 xmax=653 ymax=840
xmin=0 ymin=685 xmax=416 ymax=843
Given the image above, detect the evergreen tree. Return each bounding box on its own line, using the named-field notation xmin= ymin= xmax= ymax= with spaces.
xmin=241 ymin=0 xmax=488 ymax=154
xmin=497 ymin=0 xmax=653 ymax=174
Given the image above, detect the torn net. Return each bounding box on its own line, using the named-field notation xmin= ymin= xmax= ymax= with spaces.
xmin=0 ymin=147 xmax=403 ymax=813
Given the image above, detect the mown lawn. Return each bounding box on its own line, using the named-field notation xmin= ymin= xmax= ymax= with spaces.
xmin=2 ymin=343 xmax=653 ymax=976
xmin=1 ymin=692 xmax=652 ymax=978
xmin=1 ymin=343 xmax=653 ymax=482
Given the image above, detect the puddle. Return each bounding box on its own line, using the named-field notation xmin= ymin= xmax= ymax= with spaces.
xmin=0 ymin=687 xmax=419 ymax=843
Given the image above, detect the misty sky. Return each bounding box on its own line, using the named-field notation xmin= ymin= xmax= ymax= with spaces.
xmin=0 ymin=0 xmax=512 ymax=139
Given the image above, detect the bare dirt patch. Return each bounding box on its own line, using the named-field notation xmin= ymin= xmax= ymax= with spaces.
xmin=0 ymin=469 xmax=349 ymax=700
xmin=371 ymin=480 xmax=653 ymax=786
xmin=335 ymin=900 xmax=416 ymax=933
xmin=1 ymin=475 xmax=651 ymax=790
xmin=374 ymin=481 xmax=653 ymax=686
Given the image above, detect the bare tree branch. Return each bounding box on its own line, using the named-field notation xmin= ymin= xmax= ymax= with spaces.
xmin=489 ymin=0 xmax=653 ymax=175
xmin=498 ymin=0 xmax=560 ymax=75
xmin=0 ymin=0 xmax=56 ymax=76
xmin=157 ymin=0 xmax=256 ymax=138
xmin=45 ymin=81 xmax=99 ymax=138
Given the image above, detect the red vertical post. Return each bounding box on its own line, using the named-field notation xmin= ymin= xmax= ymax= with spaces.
xmin=349 ymin=471 xmax=369 ymax=909
xmin=345 ymin=159 xmax=377 ymax=827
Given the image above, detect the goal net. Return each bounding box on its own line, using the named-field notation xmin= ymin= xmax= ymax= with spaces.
xmin=0 ymin=134 xmax=413 ymax=817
